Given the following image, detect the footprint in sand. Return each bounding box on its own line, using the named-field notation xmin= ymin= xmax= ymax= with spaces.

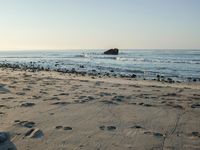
xmin=16 ymin=92 xmax=26 ymax=96
xmin=51 ymin=102 xmax=71 ymax=106
xmin=14 ymin=120 xmax=36 ymax=128
xmin=130 ymin=125 xmax=144 ymax=129
xmin=189 ymin=132 xmax=200 ymax=138
xmin=20 ymin=102 xmax=35 ymax=107
xmin=0 ymin=105 xmax=10 ymax=109
xmin=99 ymin=125 xmax=117 ymax=131
xmin=100 ymin=100 xmax=118 ymax=105
xmin=191 ymin=103 xmax=200 ymax=109
xmin=0 ymin=112 xmax=5 ymax=115
xmin=144 ymin=131 xmax=165 ymax=138
xmin=55 ymin=126 xmax=73 ymax=131
xmin=25 ymin=128 xmax=44 ymax=139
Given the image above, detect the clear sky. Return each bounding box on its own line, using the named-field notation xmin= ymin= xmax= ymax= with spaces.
xmin=0 ymin=0 xmax=200 ymax=50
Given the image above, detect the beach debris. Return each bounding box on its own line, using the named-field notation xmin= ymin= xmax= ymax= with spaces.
xmin=104 ymin=48 xmax=119 ymax=55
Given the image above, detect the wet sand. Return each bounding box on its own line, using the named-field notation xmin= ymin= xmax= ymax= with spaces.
xmin=0 ymin=68 xmax=200 ymax=150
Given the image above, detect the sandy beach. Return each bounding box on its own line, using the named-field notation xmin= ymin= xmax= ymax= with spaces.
xmin=0 ymin=68 xmax=200 ymax=150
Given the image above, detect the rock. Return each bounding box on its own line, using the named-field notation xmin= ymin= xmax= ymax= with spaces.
xmin=0 ymin=132 xmax=9 ymax=143
xmin=167 ymin=78 xmax=174 ymax=83
xmin=104 ymin=48 xmax=119 ymax=55
xmin=131 ymin=74 xmax=137 ymax=78
xmin=80 ymin=65 xmax=84 ymax=68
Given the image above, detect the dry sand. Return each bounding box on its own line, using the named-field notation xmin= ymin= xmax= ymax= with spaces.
xmin=0 ymin=68 xmax=200 ymax=150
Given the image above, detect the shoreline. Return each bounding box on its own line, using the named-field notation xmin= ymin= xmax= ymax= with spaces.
xmin=0 ymin=63 xmax=199 ymax=84
xmin=1 ymin=68 xmax=200 ymax=90
xmin=0 ymin=68 xmax=200 ymax=149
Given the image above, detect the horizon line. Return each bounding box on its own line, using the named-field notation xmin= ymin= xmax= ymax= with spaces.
xmin=0 ymin=48 xmax=200 ymax=51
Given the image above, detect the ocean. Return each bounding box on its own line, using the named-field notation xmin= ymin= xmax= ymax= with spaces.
xmin=0 ymin=49 xmax=200 ymax=82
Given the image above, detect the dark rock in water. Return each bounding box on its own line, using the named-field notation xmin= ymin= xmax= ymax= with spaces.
xmin=157 ymin=75 xmax=160 ymax=81
xmin=0 ymin=132 xmax=9 ymax=143
xmin=167 ymin=78 xmax=174 ymax=83
xmin=131 ymin=74 xmax=137 ymax=78
xmin=80 ymin=65 xmax=84 ymax=68
xmin=193 ymin=78 xmax=197 ymax=82
xmin=104 ymin=48 xmax=119 ymax=55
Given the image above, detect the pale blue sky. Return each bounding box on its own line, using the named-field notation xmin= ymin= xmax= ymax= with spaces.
xmin=0 ymin=0 xmax=200 ymax=50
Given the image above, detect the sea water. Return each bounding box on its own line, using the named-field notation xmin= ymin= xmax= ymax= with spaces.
xmin=0 ymin=49 xmax=200 ymax=81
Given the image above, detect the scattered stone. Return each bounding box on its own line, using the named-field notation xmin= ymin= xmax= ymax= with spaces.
xmin=131 ymin=74 xmax=137 ymax=78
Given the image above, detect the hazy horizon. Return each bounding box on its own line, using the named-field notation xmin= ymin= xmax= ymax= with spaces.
xmin=0 ymin=0 xmax=200 ymax=50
